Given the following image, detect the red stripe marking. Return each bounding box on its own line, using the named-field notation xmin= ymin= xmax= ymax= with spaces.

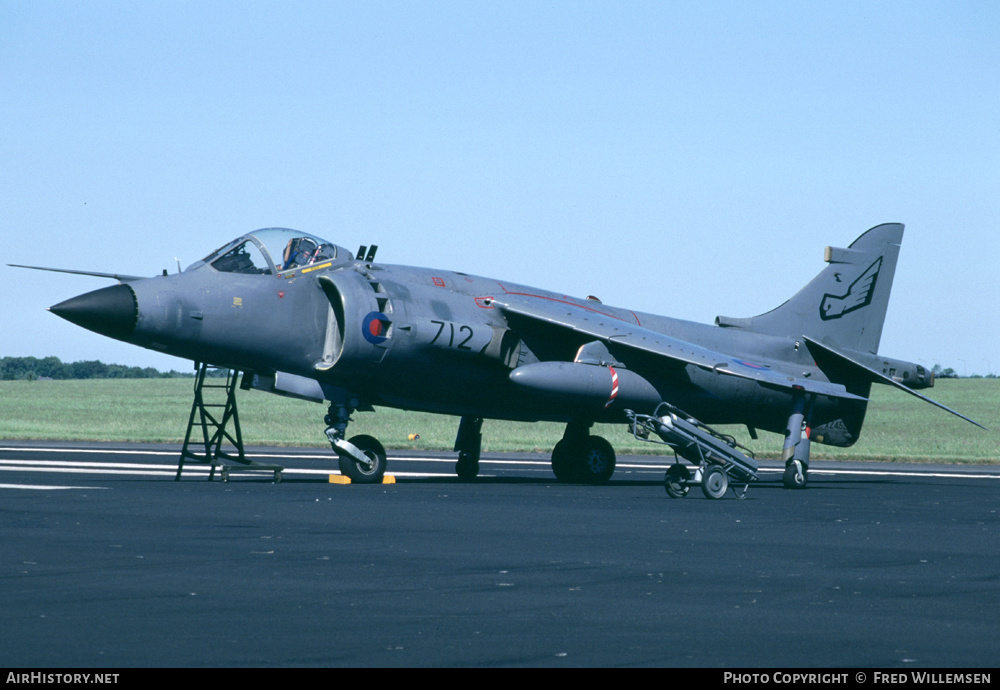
xmin=605 ymin=366 xmax=620 ymax=408
xmin=496 ymin=282 xmax=643 ymax=326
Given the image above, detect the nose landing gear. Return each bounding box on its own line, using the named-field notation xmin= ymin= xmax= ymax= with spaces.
xmin=324 ymin=400 xmax=387 ymax=483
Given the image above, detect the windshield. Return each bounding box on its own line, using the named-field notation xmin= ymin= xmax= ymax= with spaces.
xmin=251 ymin=228 xmax=341 ymax=272
xmin=210 ymin=240 xmax=272 ymax=274
xmin=204 ymin=228 xmax=349 ymax=275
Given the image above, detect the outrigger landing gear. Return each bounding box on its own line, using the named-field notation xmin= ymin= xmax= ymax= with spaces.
xmin=551 ymin=420 xmax=616 ymax=485
xmin=454 ymin=416 xmax=483 ymax=480
xmin=782 ymin=391 xmax=812 ymax=490
xmin=324 ymin=399 xmax=387 ymax=484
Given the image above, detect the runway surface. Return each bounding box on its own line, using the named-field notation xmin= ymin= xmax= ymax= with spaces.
xmin=1 ymin=441 xmax=998 ymax=668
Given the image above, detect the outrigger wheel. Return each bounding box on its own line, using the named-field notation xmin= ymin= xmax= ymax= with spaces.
xmin=783 ymin=461 xmax=808 ymax=489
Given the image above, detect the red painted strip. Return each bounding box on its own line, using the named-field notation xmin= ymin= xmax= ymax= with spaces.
xmin=605 ymin=366 xmax=620 ymax=408
xmin=496 ymin=282 xmax=642 ymax=325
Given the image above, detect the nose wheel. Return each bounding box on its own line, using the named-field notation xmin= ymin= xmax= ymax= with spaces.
xmin=325 ymin=401 xmax=387 ymax=484
xmin=338 ymin=434 xmax=387 ymax=483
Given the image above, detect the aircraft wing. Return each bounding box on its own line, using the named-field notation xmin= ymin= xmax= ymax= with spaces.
xmin=496 ymin=298 xmax=867 ymax=402
xmin=8 ymin=264 xmax=145 ymax=283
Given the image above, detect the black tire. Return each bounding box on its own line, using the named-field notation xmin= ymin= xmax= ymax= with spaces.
xmin=455 ymin=451 xmax=480 ymax=480
xmin=701 ymin=465 xmax=729 ymax=500
xmin=551 ymin=439 xmax=576 ymax=482
xmin=783 ymin=462 xmax=808 ymax=489
xmin=664 ymin=464 xmax=691 ymax=498
xmin=578 ymin=435 xmax=616 ymax=485
xmin=339 ymin=434 xmax=387 ymax=484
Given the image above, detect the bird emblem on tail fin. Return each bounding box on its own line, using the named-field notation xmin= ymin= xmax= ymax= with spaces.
xmin=820 ymin=257 xmax=882 ymax=320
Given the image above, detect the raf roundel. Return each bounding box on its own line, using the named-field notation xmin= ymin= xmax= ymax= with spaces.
xmin=362 ymin=311 xmax=390 ymax=345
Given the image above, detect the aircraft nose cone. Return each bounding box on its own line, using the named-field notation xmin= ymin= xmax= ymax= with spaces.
xmin=49 ymin=284 xmax=138 ymax=341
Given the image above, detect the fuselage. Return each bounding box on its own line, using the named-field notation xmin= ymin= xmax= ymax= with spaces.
xmin=49 ymin=228 xmax=868 ymax=445
xmin=40 ymin=222 xmax=981 ymax=493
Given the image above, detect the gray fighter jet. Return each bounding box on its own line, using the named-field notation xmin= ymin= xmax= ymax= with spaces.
xmin=13 ymin=223 xmax=981 ymax=494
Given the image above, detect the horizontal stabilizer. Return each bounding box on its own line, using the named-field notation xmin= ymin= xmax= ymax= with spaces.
xmin=804 ymin=336 xmax=985 ymax=429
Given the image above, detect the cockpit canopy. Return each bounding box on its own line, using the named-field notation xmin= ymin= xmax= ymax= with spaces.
xmin=200 ymin=228 xmax=351 ymax=275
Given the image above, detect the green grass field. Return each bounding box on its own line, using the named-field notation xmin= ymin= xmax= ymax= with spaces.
xmin=0 ymin=377 xmax=996 ymax=463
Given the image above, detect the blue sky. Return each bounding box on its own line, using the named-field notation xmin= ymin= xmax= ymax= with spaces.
xmin=3 ymin=1 xmax=998 ymax=375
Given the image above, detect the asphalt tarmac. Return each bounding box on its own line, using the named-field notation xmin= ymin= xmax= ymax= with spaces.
xmin=1 ymin=442 xmax=998 ymax=668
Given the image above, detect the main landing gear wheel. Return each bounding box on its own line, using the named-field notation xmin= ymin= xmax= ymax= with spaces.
xmin=550 ymin=439 xmax=575 ymax=482
xmin=579 ymin=436 xmax=616 ymax=485
xmin=783 ymin=462 xmax=808 ymax=489
xmin=339 ymin=434 xmax=387 ymax=484
xmin=453 ymin=416 xmax=483 ymax=480
xmin=701 ymin=465 xmax=729 ymax=500
xmin=455 ymin=451 xmax=480 ymax=480
xmin=664 ymin=463 xmax=691 ymax=498
xmin=550 ymin=436 xmax=616 ymax=484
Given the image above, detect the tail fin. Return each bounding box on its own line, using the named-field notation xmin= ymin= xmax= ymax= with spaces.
xmin=715 ymin=223 xmax=904 ymax=354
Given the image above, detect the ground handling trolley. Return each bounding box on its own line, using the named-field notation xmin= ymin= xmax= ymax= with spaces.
xmin=626 ymin=403 xmax=759 ymax=499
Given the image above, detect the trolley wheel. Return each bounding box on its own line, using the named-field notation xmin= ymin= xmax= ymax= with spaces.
xmin=701 ymin=465 xmax=729 ymax=500
xmin=664 ymin=464 xmax=691 ymax=498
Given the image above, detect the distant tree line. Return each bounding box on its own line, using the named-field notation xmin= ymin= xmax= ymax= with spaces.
xmin=0 ymin=356 xmax=194 ymax=380
xmin=930 ymin=364 xmax=996 ymax=379
xmin=1 ymin=355 xmax=993 ymax=381
xmin=932 ymin=364 xmax=958 ymax=379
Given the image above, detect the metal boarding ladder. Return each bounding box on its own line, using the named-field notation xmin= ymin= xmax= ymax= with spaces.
xmin=626 ymin=402 xmax=758 ymax=499
xmin=175 ymin=362 xmax=284 ymax=482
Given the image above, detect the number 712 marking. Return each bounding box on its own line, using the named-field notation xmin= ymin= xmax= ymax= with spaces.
xmin=429 ymin=320 xmax=474 ymax=351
